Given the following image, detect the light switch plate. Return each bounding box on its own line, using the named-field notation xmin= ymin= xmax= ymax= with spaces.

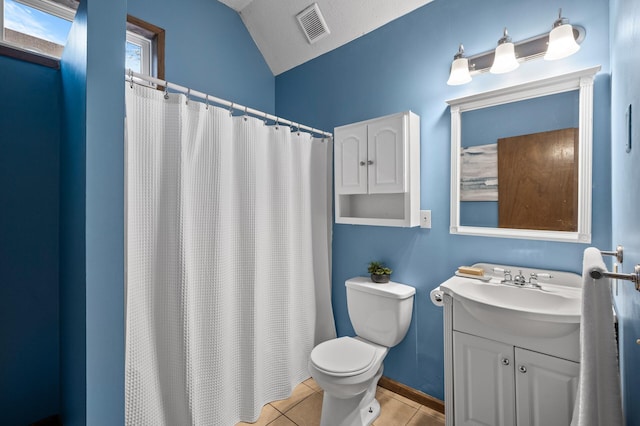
xmin=420 ymin=210 xmax=432 ymax=229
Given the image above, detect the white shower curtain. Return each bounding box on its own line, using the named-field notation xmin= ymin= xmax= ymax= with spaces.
xmin=124 ymin=83 xmax=336 ymax=425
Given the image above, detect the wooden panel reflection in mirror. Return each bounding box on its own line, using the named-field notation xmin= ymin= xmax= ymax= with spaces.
xmin=498 ymin=128 xmax=578 ymax=231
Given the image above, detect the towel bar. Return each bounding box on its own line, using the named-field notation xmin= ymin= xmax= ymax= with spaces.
xmin=600 ymin=245 xmax=624 ymax=264
xmin=590 ymin=264 xmax=640 ymax=291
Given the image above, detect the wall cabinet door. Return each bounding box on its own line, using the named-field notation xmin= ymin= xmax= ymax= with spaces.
xmin=453 ymin=332 xmax=516 ymax=426
xmin=514 ymin=348 xmax=579 ymax=426
xmin=335 ymin=114 xmax=405 ymax=195
xmin=335 ymin=124 xmax=368 ymax=194
xmin=367 ymin=114 xmax=405 ymax=193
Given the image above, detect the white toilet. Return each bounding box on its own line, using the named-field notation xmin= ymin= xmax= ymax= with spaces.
xmin=308 ymin=277 xmax=415 ymax=426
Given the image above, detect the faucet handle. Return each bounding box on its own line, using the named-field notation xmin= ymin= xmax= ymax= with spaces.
xmin=493 ymin=267 xmax=512 ymax=282
xmin=530 ymin=272 xmax=553 ymax=281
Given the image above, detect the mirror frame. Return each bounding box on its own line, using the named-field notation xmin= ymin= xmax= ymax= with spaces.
xmin=447 ymin=66 xmax=601 ymax=243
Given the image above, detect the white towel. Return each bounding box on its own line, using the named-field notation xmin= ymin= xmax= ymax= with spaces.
xmin=571 ymin=247 xmax=624 ymax=426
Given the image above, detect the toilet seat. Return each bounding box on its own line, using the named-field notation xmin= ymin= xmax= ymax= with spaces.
xmin=310 ymin=337 xmax=377 ymax=377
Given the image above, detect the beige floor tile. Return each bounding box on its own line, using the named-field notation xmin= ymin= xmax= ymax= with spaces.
xmin=283 ymin=391 xmax=323 ymax=426
xmin=407 ymin=408 xmax=445 ymax=426
xmin=236 ymin=404 xmax=282 ymax=426
xmin=419 ymin=405 xmax=445 ymax=422
xmin=373 ymin=397 xmax=418 ymax=426
xmin=267 ymin=415 xmax=297 ymax=426
xmin=375 ymin=385 xmax=394 ymax=401
xmin=303 ymin=377 xmax=322 ymax=392
xmin=271 ymin=382 xmax=316 ymax=413
xmin=389 ymin=391 xmax=421 ymax=409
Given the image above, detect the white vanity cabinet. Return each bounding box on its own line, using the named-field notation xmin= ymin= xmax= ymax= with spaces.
xmin=438 ymin=264 xmax=583 ymax=426
xmin=453 ymin=331 xmax=579 ymax=426
xmin=334 ymin=111 xmax=420 ymax=227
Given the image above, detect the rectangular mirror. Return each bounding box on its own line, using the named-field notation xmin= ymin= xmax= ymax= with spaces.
xmin=447 ymin=66 xmax=600 ymax=243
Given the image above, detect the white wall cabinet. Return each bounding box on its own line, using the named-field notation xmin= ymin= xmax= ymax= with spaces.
xmin=453 ymin=331 xmax=579 ymax=426
xmin=334 ymin=111 xmax=420 ymax=227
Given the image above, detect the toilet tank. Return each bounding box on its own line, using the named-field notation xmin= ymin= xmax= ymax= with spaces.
xmin=346 ymin=277 xmax=415 ymax=347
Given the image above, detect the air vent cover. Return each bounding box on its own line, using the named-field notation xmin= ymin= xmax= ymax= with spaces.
xmin=296 ymin=3 xmax=330 ymax=44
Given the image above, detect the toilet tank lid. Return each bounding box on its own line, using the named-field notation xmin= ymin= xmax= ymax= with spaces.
xmin=346 ymin=277 xmax=416 ymax=299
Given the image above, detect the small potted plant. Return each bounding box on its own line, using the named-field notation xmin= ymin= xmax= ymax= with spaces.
xmin=368 ymin=261 xmax=392 ymax=283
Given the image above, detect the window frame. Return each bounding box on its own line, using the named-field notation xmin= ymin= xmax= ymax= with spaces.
xmin=0 ymin=0 xmax=75 ymax=67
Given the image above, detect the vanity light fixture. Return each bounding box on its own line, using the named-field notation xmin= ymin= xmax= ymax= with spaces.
xmin=490 ymin=28 xmax=520 ymax=74
xmin=446 ymin=44 xmax=473 ymax=86
xmin=544 ymin=9 xmax=581 ymax=60
xmin=446 ymin=9 xmax=585 ymax=85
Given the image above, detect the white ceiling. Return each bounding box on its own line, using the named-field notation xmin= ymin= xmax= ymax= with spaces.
xmin=218 ymin=0 xmax=433 ymax=75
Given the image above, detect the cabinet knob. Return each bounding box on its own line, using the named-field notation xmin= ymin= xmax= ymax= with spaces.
xmin=501 ymin=358 xmax=510 ymax=366
xmin=367 ymin=160 xmax=374 ymax=165
xmin=519 ymin=365 xmax=527 ymax=373
xmin=360 ymin=161 xmax=366 ymax=166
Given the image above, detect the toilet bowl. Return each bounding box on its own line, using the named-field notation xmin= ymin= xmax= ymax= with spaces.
xmin=309 ymin=337 xmax=388 ymax=426
xmin=309 ymin=277 xmax=415 ymax=426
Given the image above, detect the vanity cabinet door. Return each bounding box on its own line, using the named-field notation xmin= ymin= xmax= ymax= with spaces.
xmin=335 ymin=124 xmax=368 ymax=194
xmin=367 ymin=114 xmax=405 ymax=194
xmin=453 ymin=332 xmax=516 ymax=426
xmin=514 ymin=348 xmax=579 ymax=426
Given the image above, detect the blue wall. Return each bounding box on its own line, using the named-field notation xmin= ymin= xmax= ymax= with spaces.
xmin=610 ymin=0 xmax=640 ymax=424
xmin=276 ymin=0 xmax=611 ymax=399
xmin=0 ymin=55 xmax=61 ymax=425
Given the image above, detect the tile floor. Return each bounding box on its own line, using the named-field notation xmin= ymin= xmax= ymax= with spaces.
xmin=236 ymin=378 xmax=445 ymax=426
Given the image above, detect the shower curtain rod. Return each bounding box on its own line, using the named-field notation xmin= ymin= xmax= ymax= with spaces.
xmin=125 ymin=69 xmax=333 ymax=138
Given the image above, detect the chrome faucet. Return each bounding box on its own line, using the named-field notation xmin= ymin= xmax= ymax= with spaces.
xmin=492 ymin=267 xmax=552 ymax=289
xmin=513 ymin=270 xmax=526 ymax=286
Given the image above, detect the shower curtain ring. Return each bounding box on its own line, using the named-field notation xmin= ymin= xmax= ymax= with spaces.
xmin=275 ymin=117 xmax=279 ymax=130
xmin=163 ymin=83 xmax=169 ymax=100
xmin=229 ymin=103 xmax=234 ymax=117
xmin=297 ymin=123 xmax=301 ymax=136
xmin=128 ymin=69 xmax=134 ymax=88
xmin=186 ymin=88 xmax=190 ymax=105
xmin=205 ymin=94 xmax=209 ymax=110
xmin=243 ymin=106 xmax=248 ymax=121
xmin=263 ymin=112 xmax=268 ymax=126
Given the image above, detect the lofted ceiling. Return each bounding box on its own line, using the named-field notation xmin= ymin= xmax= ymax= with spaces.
xmin=218 ymin=0 xmax=433 ymax=75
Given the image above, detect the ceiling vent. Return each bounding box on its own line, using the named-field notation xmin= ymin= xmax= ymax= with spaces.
xmin=296 ymin=3 xmax=330 ymax=44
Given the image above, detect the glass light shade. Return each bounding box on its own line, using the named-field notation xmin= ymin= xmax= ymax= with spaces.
xmin=447 ymin=57 xmax=472 ymax=85
xmin=490 ymin=42 xmax=519 ymax=74
xmin=544 ymin=23 xmax=580 ymax=60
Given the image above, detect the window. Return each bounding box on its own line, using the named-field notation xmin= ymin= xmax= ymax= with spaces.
xmin=126 ymin=31 xmax=151 ymax=75
xmin=126 ymin=15 xmax=164 ymax=80
xmin=1 ymin=0 xmax=76 ymax=58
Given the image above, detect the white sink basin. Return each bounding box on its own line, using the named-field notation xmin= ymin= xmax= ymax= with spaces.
xmin=440 ymin=275 xmax=582 ymax=338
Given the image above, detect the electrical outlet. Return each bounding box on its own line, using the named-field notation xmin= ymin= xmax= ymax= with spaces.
xmin=420 ymin=210 xmax=432 ymax=229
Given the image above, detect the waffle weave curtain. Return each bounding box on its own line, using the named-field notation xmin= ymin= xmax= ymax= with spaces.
xmin=124 ymin=83 xmax=335 ymax=425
